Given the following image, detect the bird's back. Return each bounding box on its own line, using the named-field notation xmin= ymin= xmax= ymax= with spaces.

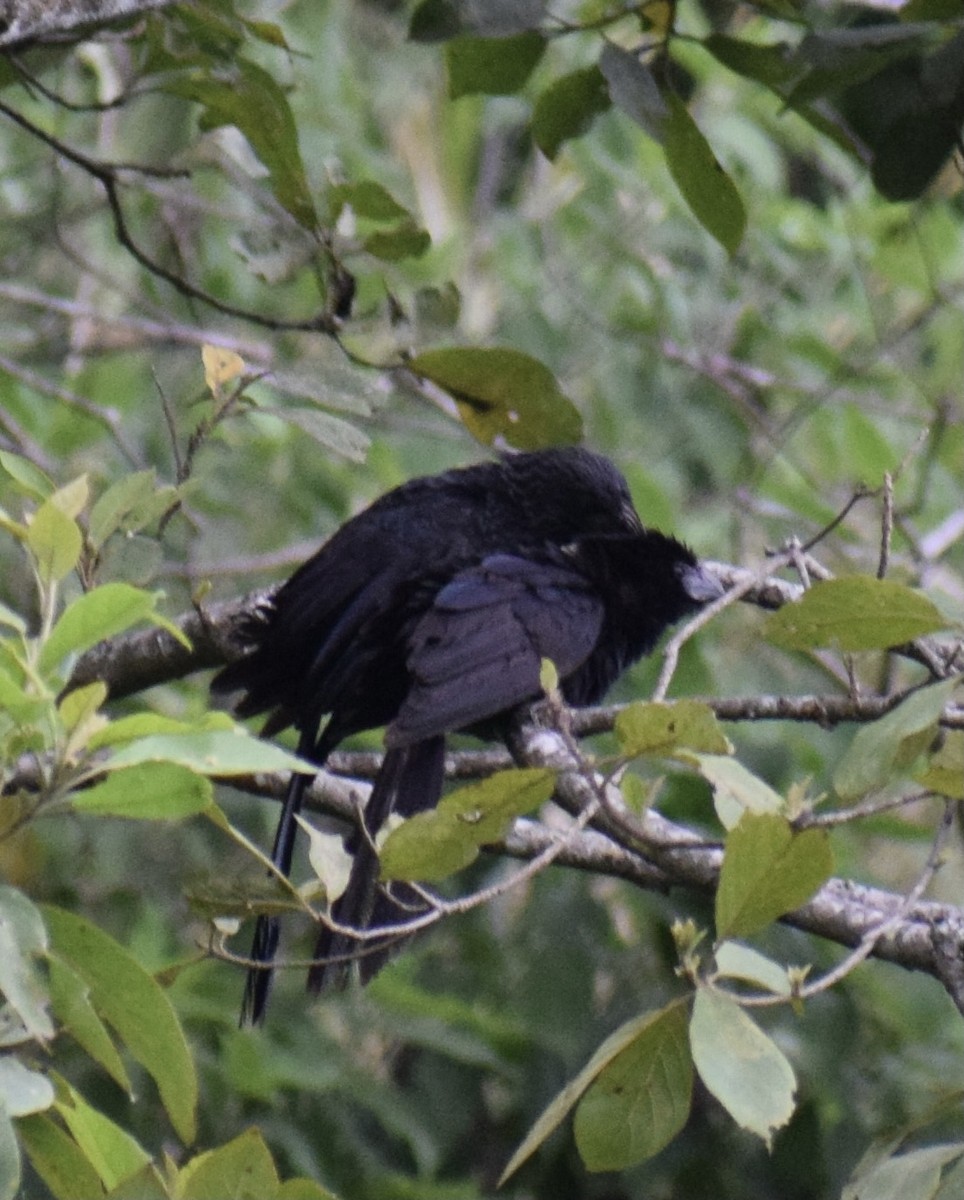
xmin=215 ymin=447 xmax=643 ymax=739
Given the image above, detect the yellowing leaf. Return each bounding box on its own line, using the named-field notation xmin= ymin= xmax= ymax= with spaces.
xmin=202 ymin=344 xmax=245 ymax=393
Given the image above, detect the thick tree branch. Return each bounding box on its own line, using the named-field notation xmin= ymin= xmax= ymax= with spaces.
xmin=218 ymin=737 xmax=964 ymax=1014
xmin=0 ymin=0 xmax=173 ymax=49
xmin=68 ymin=590 xmax=270 ymax=698
xmin=59 ymin=554 xmax=964 ymax=1008
xmin=68 ymin=564 xmax=964 ymax=730
xmin=505 ymin=714 xmax=964 ymax=1015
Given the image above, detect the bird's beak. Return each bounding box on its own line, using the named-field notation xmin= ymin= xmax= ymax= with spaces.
xmin=679 ymin=562 xmax=725 ymax=604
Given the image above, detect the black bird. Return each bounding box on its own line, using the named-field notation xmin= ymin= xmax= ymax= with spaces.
xmin=214 ymin=446 xmax=721 ymax=1023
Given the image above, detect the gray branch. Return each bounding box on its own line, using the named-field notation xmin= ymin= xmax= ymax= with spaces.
xmin=0 ymin=0 xmax=173 ymax=47
xmin=58 ymin=560 xmax=964 ymax=1009
xmin=223 ymin=745 xmax=964 ymax=1014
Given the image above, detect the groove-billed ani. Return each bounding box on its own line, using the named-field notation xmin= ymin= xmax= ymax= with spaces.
xmin=214 ymin=447 xmax=721 ymax=1023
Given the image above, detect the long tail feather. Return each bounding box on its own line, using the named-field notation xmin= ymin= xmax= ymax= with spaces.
xmin=308 ymin=737 xmax=445 ymax=993
xmin=241 ymin=728 xmax=317 ymax=1025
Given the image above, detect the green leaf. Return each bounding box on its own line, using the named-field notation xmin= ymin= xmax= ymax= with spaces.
xmin=329 ymin=180 xmax=409 ymax=222
xmin=0 ymin=602 xmax=26 ymax=636
xmin=17 ymin=1112 xmax=104 ymax=1200
xmin=599 ymin=44 xmax=668 ymax=143
xmin=58 ymin=681 xmax=107 ymax=739
xmin=714 ymin=942 xmax=792 ymax=996
xmin=0 ymin=1107 xmax=19 ymax=1200
xmin=174 ymin=1128 xmax=279 ymax=1200
xmin=48 ymin=957 xmax=131 ymax=1094
xmin=704 ymin=35 xmax=797 ymax=87
xmin=690 ymin=989 xmax=796 ymax=1146
xmin=935 ymin=1149 xmax=964 ymax=1200
xmin=408 ymin=346 xmax=582 ymax=449
xmin=843 ymin=1142 xmax=964 ymax=1200
xmin=683 ymin=753 xmax=784 ymax=829
xmin=408 ymin=0 xmax=461 ymax=41
xmin=48 ymin=477 xmax=89 ymax=521
xmin=26 ymin=500 xmax=82 ymax=586
xmin=166 ymin=60 xmax=317 ymax=230
xmin=269 ymin=366 xmax=378 ymax=417
xmin=410 ymin=0 xmax=544 ymax=40
xmin=271 ymin=407 xmax=371 ymax=463
xmin=240 ymin=18 xmax=292 ymax=50
xmin=500 ymin=1001 xmax=689 ymax=1184
xmin=715 ymin=812 xmax=832 ymax=939
xmin=105 ymin=729 xmax=315 ymax=779
xmin=53 ymin=1077 xmax=150 ymax=1191
xmin=363 ymin=219 xmax=431 ymax=261
xmin=871 ymin=102 xmax=963 ymax=203
xmin=615 ymin=700 xmax=732 ymax=758
xmin=664 ymin=94 xmax=746 ymax=256
xmin=0 ymin=666 xmax=45 ymax=726
xmin=42 ymin=908 xmax=197 ymax=1145
xmin=41 ymin=584 xmax=170 ymax=673
xmin=88 ymin=710 xmax=234 ymax=750
xmin=106 ymin=1164 xmax=170 ymax=1200
xmin=532 ymin=66 xmax=611 ymax=160
xmin=0 ymin=887 xmax=54 ymax=1042
xmin=0 ymin=451 xmax=53 ymax=499
xmin=573 ymin=1002 xmax=693 ymax=1171
xmin=295 ymin=814 xmax=352 ymax=902
xmin=765 ymin=577 xmax=948 ymax=652
xmin=276 ymin=1179 xmax=340 ymax=1200
xmin=833 ymin=678 xmax=959 ymax=801
xmin=380 ymin=768 xmax=556 ymax=882
xmin=915 ymin=730 xmax=964 ymax=799
xmin=900 ymin=0 xmax=962 ymax=18
xmin=446 ymin=31 xmax=546 ymax=98
xmin=72 ymin=763 xmax=212 ymax=820
xmin=88 ymin=471 xmax=159 ymax=550
xmin=0 ymin=1059 xmax=54 ymax=1116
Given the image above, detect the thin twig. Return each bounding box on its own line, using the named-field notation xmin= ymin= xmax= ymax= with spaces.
xmin=653 ymin=549 xmax=798 ymax=701
xmin=0 ymin=99 xmax=340 ymax=336
xmin=878 ymin=471 xmax=893 ymax=580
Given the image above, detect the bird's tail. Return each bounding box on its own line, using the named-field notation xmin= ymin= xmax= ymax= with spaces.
xmin=241 ymin=728 xmax=316 ymax=1026
xmin=308 ymin=736 xmax=445 ymax=993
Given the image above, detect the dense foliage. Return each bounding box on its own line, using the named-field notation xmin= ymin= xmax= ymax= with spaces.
xmin=0 ymin=1 xmax=963 ymax=1197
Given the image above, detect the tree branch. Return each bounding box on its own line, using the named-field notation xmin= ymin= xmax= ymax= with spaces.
xmin=505 ymin=713 xmax=964 ymax=1014
xmin=0 ymin=0 xmax=174 ymax=49
xmin=217 ymin=736 xmax=964 ymax=1012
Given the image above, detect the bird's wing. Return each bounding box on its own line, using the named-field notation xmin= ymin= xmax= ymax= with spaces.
xmin=388 ymin=553 xmax=603 ymax=746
